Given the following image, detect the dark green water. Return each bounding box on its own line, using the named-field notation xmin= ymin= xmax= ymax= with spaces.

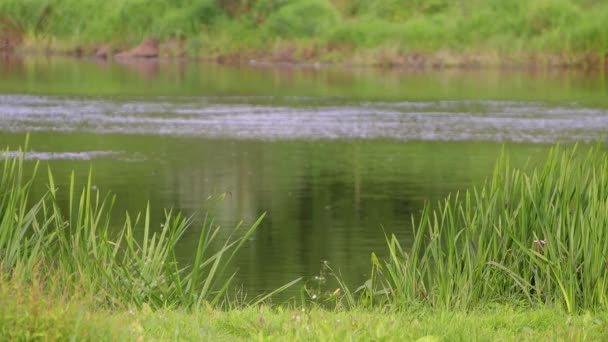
xmin=1 ymin=56 xmax=607 ymax=299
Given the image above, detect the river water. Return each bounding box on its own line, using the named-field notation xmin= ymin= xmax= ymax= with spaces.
xmin=1 ymin=56 xmax=607 ymax=299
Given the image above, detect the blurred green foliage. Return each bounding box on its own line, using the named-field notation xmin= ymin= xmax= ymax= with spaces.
xmin=262 ymin=0 xmax=339 ymax=38
xmin=1 ymin=0 xmax=607 ymax=55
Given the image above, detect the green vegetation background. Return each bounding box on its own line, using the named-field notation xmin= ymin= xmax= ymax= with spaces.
xmin=2 ymin=0 xmax=608 ymax=62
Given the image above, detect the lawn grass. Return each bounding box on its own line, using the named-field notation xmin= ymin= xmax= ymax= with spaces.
xmin=4 ymin=283 xmax=608 ymax=341
xmin=1 ymin=0 xmax=608 ymax=66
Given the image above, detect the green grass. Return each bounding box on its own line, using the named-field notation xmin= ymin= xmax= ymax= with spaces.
xmin=2 ymin=271 xmax=608 ymax=340
xmin=1 ymin=0 xmax=608 ymax=65
xmin=0 ymin=139 xmax=298 ymax=313
xmin=345 ymin=144 xmax=608 ymax=313
xmin=3 ymin=285 xmax=608 ymax=341
xmin=2 ymin=140 xmax=608 ymax=338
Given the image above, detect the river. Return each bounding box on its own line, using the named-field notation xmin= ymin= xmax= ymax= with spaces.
xmin=1 ymin=56 xmax=607 ymax=299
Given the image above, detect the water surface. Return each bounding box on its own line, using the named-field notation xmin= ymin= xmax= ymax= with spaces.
xmin=1 ymin=57 xmax=607 ymax=298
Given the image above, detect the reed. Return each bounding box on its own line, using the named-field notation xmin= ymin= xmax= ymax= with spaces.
xmin=352 ymin=144 xmax=608 ymax=313
xmin=0 ymin=143 xmax=295 ymax=311
xmin=3 ymin=140 xmax=607 ymax=315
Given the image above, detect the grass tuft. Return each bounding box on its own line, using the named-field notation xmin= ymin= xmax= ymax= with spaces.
xmin=0 ymin=144 xmax=290 ymax=312
xmin=353 ymin=144 xmax=608 ymax=313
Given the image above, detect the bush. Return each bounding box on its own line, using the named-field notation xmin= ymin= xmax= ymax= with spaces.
xmin=524 ymin=0 xmax=582 ymax=37
xmin=262 ymin=0 xmax=339 ymax=38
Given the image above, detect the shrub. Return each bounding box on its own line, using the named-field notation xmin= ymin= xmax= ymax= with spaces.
xmin=262 ymin=0 xmax=339 ymax=38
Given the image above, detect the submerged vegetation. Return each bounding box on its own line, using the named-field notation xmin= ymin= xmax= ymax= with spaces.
xmin=1 ymin=140 xmax=608 ymax=339
xmin=1 ymin=0 xmax=608 ymax=66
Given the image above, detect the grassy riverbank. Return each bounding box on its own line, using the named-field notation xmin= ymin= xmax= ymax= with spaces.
xmin=1 ymin=0 xmax=608 ymax=67
xmin=369 ymin=145 xmax=608 ymax=313
xmin=4 ymin=285 xmax=608 ymax=341
xmin=1 ymin=141 xmax=608 ymax=339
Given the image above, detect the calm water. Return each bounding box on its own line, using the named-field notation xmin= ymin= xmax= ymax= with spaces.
xmin=1 ymin=56 xmax=607 ymax=299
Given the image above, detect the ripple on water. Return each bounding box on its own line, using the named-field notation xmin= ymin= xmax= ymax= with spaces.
xmin=0 ymin=150 xmax=132 ymax=161
xmin=1 ymin=95 xmax=607 ymax=143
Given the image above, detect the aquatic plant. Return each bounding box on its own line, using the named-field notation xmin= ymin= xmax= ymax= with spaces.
xmin=354 ymin=144 xmax=608 ymax=313
xmin=0 ymin=142 xmax=296 ymax=310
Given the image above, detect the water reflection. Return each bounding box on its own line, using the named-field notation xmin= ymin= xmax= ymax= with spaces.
xmin=0 ymin=132 xmax=551 ymax=297
xmin=0 ymin=57 xmax=604 ymax=298
xmin=1 ymin=56 xmax=607 ymax=107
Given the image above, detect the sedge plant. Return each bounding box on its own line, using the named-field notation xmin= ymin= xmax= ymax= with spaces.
xmin=353 ymin=144 xmax=608 ymax=313
xmin=0 ymin=144 xmax=297 ymax=311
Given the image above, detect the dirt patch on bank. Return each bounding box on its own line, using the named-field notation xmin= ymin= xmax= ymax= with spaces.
xmin=2 ymin=33 xmax=607 ymax=71
xmin=115 ymin=38 xmax=160 ymax=59
xmin=91 ymin=37 xmax=186 ymax=60
xmin=212 ymin=45 xmax=608 ymax=71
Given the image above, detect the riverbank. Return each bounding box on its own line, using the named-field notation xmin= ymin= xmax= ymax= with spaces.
xmin=3 ymin=264 xmax=606 ymax=340
xmin=5 ymin=288 xmax=607 ymax=341
xmin=1 ymin=140 xmax=607 ymax=339
xmin=6 ymin=42 xmax=608 ymax=70
xmin=2 ymin=0 xmax=608 ymax=69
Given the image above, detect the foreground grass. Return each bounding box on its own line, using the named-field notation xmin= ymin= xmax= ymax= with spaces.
xmin=2 ymin=273 xmax=607 ymax=340
xmin=339 ymin=144 xmax=608 ymax=314
xmin=3 ymin=287 xmax=608 ymax=341
xmin=2 ymin=141 xmax=608 ymax=339
xmin=0 ymin=140 xmax=297 ymax=312
xmin=1 ymin=0 xmax=608 ymax=66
